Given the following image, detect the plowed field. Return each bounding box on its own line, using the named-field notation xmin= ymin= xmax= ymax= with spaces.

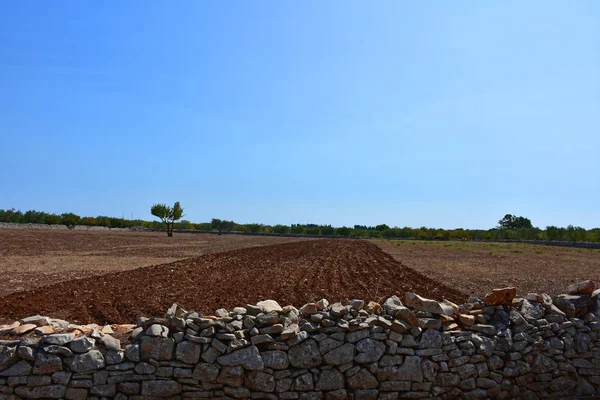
xmin=0 ymin=229 xmax=304 ymax=297
xmin=0 ymin=239 xmax=466 ymax=324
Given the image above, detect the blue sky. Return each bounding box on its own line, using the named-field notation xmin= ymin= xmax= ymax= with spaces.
xmin=1 ymin=2 xmax=598 ymax=229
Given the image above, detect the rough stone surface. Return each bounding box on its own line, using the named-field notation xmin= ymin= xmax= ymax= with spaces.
xmin=217 ymin=345 xmax=264 ymax=370
xmin=405 ymin=292 xmax=453 ymax=315
xmin=1 ymin=289 xmax=600 ymax=398
xmin=69 ymin=350 xmax=105 ymax=373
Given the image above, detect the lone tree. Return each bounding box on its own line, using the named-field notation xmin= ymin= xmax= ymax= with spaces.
xmin=497 ymin=214 xmax=532 ymax=230
xmin=151 ymin=202 xmax=184 ymax=237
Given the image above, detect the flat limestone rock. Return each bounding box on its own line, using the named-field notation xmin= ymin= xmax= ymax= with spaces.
xmin=256 ymin=300 xmax=283 ymax=313
xmin=405 ymin=293 xmax=453 ymax=316
xmin=12 ymin=324 xmax=36 ymax=335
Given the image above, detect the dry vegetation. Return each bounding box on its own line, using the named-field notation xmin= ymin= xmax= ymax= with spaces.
xmin=375 ymin=239 xmax=600 ymax=297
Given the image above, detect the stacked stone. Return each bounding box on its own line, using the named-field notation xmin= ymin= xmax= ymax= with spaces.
xmin=1 ymin=282 xmax=600 ymax=399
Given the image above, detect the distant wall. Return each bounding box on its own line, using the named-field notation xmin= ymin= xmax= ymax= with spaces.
xmin=1 ymin=288 xmax=600 ymax=399
xmin=0 ymin=222 xmax=129 ymax=231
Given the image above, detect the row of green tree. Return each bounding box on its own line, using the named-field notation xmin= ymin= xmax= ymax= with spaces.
xmin=1 ymin=208 xmax=598 ymax=243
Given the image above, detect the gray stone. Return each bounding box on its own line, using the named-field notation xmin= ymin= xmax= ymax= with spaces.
xmin=319 ymin=338 xmax=343 ymax=353
xmin=175 ymin=340 xmax=201 ymax=364
xmin=117 ymin=382 xmax=140 ymax=395
xmin=21 ymin=315 xmax=49 ymax=326
xmin=217 ymin=365 xmax=244 ymax=386
xmin=145 ymin=323 xmax=169 ymax=337
xmin=245 ymin=370 xmax=276 ymax=392
xmin=405 ymin=292 xmax=453 ymax=315
xmin=261 ymin=350 xmax=289 ymax=369
xmin=295 ymin=372 xmax=314 ymax=391
xmin=33 ymin=353 xmax=62 ymax=375
xmin=355 ymin=338 xmax=385 ymax=363
xmin=0 ymin=345 xmax=18 ymax=371
xmin=192 ymin=362 xmax=220 ymax=382
xmin=51 ymin=371 xmax=71 ymax=385
xmin=251 ymin=334 xmax=275 ymax=344
xmin=90 ymin=383 xmax=116 ymax=397
xmin=14 ymin=384 xmax=66 ymax=398
xmin=347 ymin=368 xmax=378 ymax=389
xmin=27 ymin=374 xmax=51 ymax=386
xmin=316 ymin=369 xmax=344 ymax=390
xmin=17 ymin=345 xmax=35 ymax=361
xmin=349 ymin=299 xmax=365 ymax=310
xmin=65 ymin=387 xmax=88 ymax=400
xmin=105 ymin=350 xmax=124 ymax=364
xmin=69 ymin=337 xmax=95 ymax=353
xmin=289 ymin=339 xmax=322 ymax=368
xmin=419 ymin=330 xmax=442 ymax=348
xmin=141 ymin=380 xmax=182 ymax=396
xmin=383 ymin=296 xmax=404 ymax=315
xmin=69 ymin=350 xmax=105 ymax=373
xmin=532 ymin=354 xmax=557 ymax=373
xmin=323 ymin=343 xmax=354 ymax=365
xmin=346 ymin=329 xmax=369 ymax=343
xmin=43 ymin=333 xmax=74 ymax=346
xmin=217 ymin=344 xmax=264 ymax=370
xmin=134 ymin=362 xmax=156 ymax=374
xmin=140 ymin=336 xmax=174 ymax=360
xmin=98 ymin=334 xmax=120 ymax=351
xmin=43 ymin=345 xmax=72 ymax=357
xmin=521 ymin=300 xmax=545 ymax=321
xmin=0 ymin=360 xmax=32 ymax=376
xmin=397 ymin=355 xmax=423 ymax=382
xmin=224 ymin=386 xmax=251 ymax=398
xmin=124 ymin=344 xmax=140 ymax=362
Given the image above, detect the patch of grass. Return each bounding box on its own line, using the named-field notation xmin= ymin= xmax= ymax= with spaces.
xmin=535 ymin=251 xmax=543 ymax=255
xmin=512 ymin=250 xmax=523 ymax=254
xmin=444 ymin=244 xmax=452 ymax=247
xmin=488 ymin=251 xmax=493 ymax=255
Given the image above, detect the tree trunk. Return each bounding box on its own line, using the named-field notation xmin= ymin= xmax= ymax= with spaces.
xmin=167 ymin=223 xmax=173 ymax=237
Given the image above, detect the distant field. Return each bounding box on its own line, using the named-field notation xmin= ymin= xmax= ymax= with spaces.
xmin=375 ymin=239 xmax=600 ymax=298
xmin=0 ymin=229 xmax=306 ymax=297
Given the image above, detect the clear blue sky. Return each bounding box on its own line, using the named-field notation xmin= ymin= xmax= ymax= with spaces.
xmin=1 ymin=2 xmax=598 ymax=229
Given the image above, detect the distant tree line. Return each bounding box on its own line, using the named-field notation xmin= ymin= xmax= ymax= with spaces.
xmin=1 ymin=208 xmax=598 ymax=243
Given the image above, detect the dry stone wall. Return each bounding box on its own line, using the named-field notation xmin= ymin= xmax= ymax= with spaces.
xmin=1 ymin=282 xmax=600 ymax=399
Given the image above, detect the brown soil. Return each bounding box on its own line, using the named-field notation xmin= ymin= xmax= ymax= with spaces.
xmin=376 ymin=240 xmax=600 ymax=298
xmin=0 ymin=239 xmax=466 ymax=324
xmin=0 ymin=229 xmax=305 ymax=297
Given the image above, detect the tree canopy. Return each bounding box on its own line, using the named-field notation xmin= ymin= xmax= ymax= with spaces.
xmin=150 ymin=201 xmax=184 ymax=237
xmin=497 ymin=214 xmax=533 ymax=230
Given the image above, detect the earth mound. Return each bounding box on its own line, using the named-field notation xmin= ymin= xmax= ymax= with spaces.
xmin=0 ymin=239 xmax=466 ymax=324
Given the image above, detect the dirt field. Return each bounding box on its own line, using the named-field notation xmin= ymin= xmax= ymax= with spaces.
xmin=375 ymin=240 xmax=600 ymax=298
xmin=0 ymin=239 xmax=466 ymax=324
xmin=0 ymin=229 xmax=305 ymax=297
xmin=2 ymin=229 xmax=599 ymax=325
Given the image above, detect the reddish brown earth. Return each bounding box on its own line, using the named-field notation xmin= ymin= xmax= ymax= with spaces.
xmin=375 ymin=240 xmax=600 ymax=298
xmin=0 ymin=239 xmax=466 ymax=324
xmin=0 ymin=229 xmax=305 ymax=297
